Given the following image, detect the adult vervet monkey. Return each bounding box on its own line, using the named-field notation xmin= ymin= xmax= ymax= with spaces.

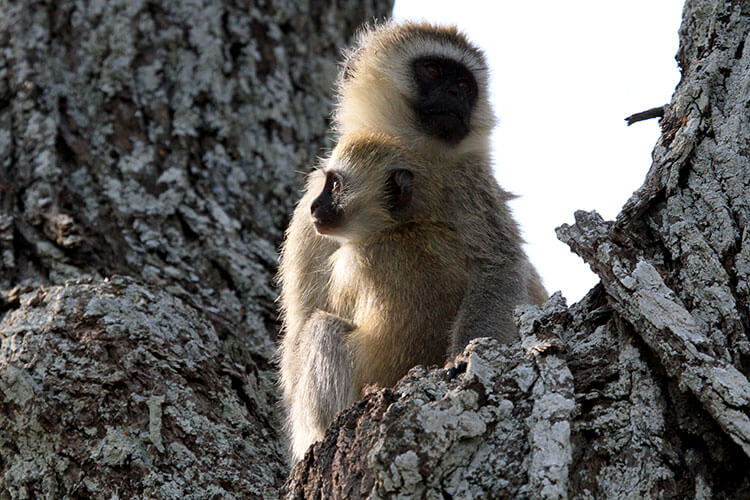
xmin=333 ymin=21 xmax=547 ymax=352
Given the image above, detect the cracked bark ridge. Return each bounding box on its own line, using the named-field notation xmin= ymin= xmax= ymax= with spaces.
xmin=518 ymin=295 xmax=575 ymax=500
xmin=558 ymin=0 xmax=750 ymax=459
xmin=558 ymin=212 xmax=750 ymax=457
xmin=560 ymin=284 xmax=750 ymax=499
xmin=282 ymin=295 xmax=577 ymax=499
xmin=551 ymin=0 xmax=750 ymax=496
xmin=0 ymin=277 xmax=281 ymax=498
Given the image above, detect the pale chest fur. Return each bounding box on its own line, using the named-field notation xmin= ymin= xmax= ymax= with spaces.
xmin=326 ymin=244 xmax=380 ymax=325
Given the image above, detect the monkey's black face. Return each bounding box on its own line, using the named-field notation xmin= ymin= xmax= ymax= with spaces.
xmin=311 ymin=171 xmax=344 ymax=235
xmin=411 ymin=56 xmax=478 ymax=143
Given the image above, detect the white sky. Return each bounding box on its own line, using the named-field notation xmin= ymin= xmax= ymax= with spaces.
xmin=393 ymin=1 xmax=684 ymax=303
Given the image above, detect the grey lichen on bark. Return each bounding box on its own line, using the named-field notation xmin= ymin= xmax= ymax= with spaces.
xmin=518 ymin=295 xmax=575 ymax=500
xmin=1 ymin=277 xmax=282 ymax=498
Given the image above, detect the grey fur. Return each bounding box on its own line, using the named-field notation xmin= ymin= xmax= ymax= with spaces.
xmin=287 ymin=311 xmax=356 ymax=461
xmin=441 ymin=154 xmax=546 ymax=354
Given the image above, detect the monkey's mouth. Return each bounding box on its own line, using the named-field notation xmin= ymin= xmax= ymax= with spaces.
xmin=312 ymin=219 xmax=340 ymax=236
xmin=423 ymin=111 xmax=470 ymax=143
xmin=310 ymin=195 xmax=343 ymax=236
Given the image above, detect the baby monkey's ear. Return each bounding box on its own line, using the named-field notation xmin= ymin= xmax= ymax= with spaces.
xmin=385 ymin=167 xmax=414 ymax=212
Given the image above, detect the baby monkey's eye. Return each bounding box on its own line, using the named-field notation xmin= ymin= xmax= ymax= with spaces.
xmin=327 ymin=172 xmax=342 ymax=194
xmin=457 ymin=78 xmax=471 ymax=93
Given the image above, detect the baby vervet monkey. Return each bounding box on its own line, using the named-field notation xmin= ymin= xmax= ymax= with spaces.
xmin=333 ymin=21 xmax=548 ymax=353
xmin=279 ymin=134 xmax=467 ymax=462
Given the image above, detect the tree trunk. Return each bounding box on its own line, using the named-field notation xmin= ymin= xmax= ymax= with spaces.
xmin=283 ymin=1 xmax=750 ymax=498
xmin=0 ymin=1 xmax=392 ymax=498
xmin=2 ymin=0 xmax=748 ymax=498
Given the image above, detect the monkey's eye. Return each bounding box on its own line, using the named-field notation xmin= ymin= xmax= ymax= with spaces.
xmin=326 ymin=172 xmax=342 ymax=194
xmin=415 ymin=59 xmax=442 ymax=81
xmin=423 ymin=62 xmax=441 ymax=80
xmin=457 ymin=78 xmax=471 ymax=93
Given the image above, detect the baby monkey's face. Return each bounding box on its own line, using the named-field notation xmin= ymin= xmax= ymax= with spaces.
xmin=310 ymin=155 xmax=413 ymax=244
xmin=309 ymin=168 xmax=346 ymax=237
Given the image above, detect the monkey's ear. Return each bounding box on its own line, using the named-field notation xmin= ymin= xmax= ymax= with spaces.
xmin=385 ymin=168 xmax=414 ymax=212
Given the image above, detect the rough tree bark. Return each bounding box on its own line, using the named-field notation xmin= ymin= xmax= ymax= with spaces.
xmin=1 ymin=0 xmax=747 ymax=499
xmin=283 ymin=1 xmax=750 ymax=499
xmin=0 ymin=1 xmax=392 ymax=498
